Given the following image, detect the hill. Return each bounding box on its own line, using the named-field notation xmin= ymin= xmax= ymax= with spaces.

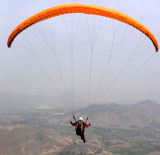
xmin=1 ymin=92 xmax=160 ymax=154
xmin=68 ymin=100 xmax=160 ymax=129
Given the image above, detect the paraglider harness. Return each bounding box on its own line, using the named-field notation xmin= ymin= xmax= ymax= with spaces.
xmin=70 ymin=115 xmax=91 ymax=143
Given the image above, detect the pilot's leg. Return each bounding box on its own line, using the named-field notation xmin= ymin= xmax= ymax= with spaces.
xmin=81 ymin=133 xmax=86 ymax=143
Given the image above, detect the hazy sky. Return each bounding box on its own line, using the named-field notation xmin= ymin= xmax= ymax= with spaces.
xmin=0 ymin=0 xmax=160 ymax=103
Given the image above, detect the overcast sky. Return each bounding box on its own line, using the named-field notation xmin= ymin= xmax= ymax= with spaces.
xmin=0 ymin=0 xmax=160 ymax=104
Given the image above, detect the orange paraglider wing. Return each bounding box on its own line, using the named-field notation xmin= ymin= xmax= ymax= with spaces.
xmin=7 ymin=3 xmax=159 ymax=52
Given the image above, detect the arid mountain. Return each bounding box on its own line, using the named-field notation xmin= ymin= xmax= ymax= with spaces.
xmin=69 ymin=100 xmax=160 ymax=128
xmin=1 ymin=92 xmax=160 ymax=128
xmin=0 ymin=92 xmax=160 ymax=154
xmin=0 ymin=125 xmax=112 ymax=155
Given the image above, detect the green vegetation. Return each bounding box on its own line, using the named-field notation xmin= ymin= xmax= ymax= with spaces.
xmin=92 ymin=127 xmax=160 ymax=155
xmin=1 ymin=100 xmax=160 ymax=154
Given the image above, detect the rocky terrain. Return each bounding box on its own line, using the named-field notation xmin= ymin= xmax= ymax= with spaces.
xmin=0 ymin=92 xmax=160 ymax=155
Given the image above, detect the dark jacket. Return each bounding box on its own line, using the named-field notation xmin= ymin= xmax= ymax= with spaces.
xmin=70 ymin=120 xmax=91 ymax=143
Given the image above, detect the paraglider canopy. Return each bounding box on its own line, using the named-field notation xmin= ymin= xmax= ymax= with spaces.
xmin=7 ymin=3 xmax=159 ymax=52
